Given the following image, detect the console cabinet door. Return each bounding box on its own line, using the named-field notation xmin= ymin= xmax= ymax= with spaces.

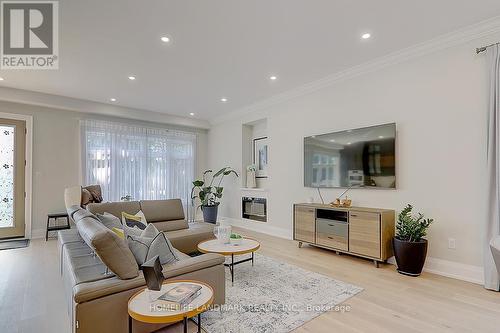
xmin=349 ymin=211 xmax=381 ymax=259
xmin=294 ymin=206 xmax=315 ymax=243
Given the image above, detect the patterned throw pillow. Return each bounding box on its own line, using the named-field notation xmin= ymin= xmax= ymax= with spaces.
xmin=122 ymin=211 xmax=147 ymax=230
xmin=89 ymin=189 xmax=103 ymax=203
xmin=126 ymin=223 xmax=179 ymax=266
xmin=81 ymin=188 xmax=93 ymax=206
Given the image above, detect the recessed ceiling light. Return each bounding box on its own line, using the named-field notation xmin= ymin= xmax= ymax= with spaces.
xmin=160 ymin=36 xmax=170 ymax=43
xmin=189 ymin=112 xmax=195 ymax=116
xmin=269 ymin=75 xmax=277 ymax=81
xmin=128 ymin=76 xmax=136 ymax=80
xmin=311 ymin=135 xmax=316 ymax=138
xmin=110 ymin=98 xmax=117 ymax=102
xmin=347 ymin=130 xmax=352 ymax=133
xmin=361 ymin=33 xmax=371 ymax=39
xmin=378 ymin=135 xmax=384 ymax=139
xmin=347 ymin=142 xmax=352 ymax=145
xmin=220 ymin=97 xmax=228 ymax=103
xmin=329 ymin=139 xmax=335 ymax=142
xmin=0 ymin=77 xmax=4 ymax=81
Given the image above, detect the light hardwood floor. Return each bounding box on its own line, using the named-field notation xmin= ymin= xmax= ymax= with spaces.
xmin=1 ymin=227 xmax=499 ymax=333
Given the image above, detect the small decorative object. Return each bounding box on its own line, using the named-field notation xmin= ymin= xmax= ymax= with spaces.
xmin=229 ymin=233 xmax=243 ymax=245
xmin=341 ymin=197 xmax=352 ymax=207
xmin=330 ymin=198 xmax=341 ymax=207
xmin=393 ymin=204 xmax=435 ymax=276
xmin=142 ymin=255 xmax=164 ymax=291
xmin=120 ymin=195 xmax=132 ymax=201
xmin=191 ymin=167 xmax=239 ymax=223
xmin=213 ymin=225 xmax=232 ymax=244
xmin=330 ymin=185 xmax=359 ymax=207
xmin=246 ymin=165 xmax=257 ymax=188
xmin=253 ymin=137 xmax=268 ymax=178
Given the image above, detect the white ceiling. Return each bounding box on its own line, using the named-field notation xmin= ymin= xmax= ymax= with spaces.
xmin=2 ymin=0 xmax=500 ymax=120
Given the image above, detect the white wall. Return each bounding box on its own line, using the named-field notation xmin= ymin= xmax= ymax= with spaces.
xmin=0 ymin=100 xmax=208 ymax=238
xmin=208 ymin=33 xmax=500 ymax=275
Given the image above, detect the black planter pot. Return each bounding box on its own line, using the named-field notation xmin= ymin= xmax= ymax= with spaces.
xmin=393 ymin=237 xmax=428 ymax=276
xmin=202 ymin=205 xmax=218 ymax=224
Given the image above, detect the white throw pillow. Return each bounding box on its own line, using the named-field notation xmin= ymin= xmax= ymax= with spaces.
xmin=126 ymin=223 xmax=178 ymax=266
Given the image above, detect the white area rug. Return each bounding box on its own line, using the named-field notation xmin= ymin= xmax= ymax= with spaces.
xmin=200 ymin=253 xmax=363 ymax=333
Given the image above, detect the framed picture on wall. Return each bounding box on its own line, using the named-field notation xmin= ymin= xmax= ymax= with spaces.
xmin=253 ymin=137 xmax=268 ymax=178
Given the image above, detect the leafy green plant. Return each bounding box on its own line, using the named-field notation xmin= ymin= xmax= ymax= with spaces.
xmin=396 ymin=204 xmax=434 ymax=242
xmin=191 ymin=167 xmax=238 ymax=207
xmin=230 ymin=233 xmax=242 ymax=239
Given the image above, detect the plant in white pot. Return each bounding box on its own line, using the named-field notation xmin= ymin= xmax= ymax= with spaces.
xmin=393 ymin=204 xmax=435 ymax=276
xmin=191 ymin=167 xmax=238 ymax=224
xmin=246 ymin=164 xmax=257 ymax=188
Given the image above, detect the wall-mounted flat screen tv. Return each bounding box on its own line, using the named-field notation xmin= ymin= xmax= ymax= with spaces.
xmin=304 ymin=123 xmax=396 ymax=189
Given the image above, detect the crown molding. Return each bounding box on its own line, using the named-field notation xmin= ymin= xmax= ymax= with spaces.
xmin=211 ymin=15 xmax=500 ymax=125
xmin=0 ymin=86 xmax=211 ymax=129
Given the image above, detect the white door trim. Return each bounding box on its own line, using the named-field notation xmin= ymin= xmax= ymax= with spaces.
xmin=0 ymin=112 xmax=33 ymax=239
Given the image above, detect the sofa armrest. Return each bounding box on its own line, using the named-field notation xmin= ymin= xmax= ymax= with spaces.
xmin=73 ymin=253 xmax=225 ymax=303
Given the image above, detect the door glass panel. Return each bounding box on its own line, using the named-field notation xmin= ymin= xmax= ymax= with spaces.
xmin=0 ymin=125 xmax=15 ymax=228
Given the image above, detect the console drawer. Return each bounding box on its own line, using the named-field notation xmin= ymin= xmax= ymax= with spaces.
xmin=316 ymin=218 xmax=348 ymax=251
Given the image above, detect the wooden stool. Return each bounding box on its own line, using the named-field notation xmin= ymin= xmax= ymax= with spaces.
xmin=46 ymin=213 xmax=71 ymax=241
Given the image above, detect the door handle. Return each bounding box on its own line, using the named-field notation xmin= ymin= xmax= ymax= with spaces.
xmin=328 ymin=236 xmax=334 ymax=240
xmin=350 ymin=214 xmax=358 ymax=217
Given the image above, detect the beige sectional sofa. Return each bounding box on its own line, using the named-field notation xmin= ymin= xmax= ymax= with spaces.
xmin=58 ymin=198 xmax=224 ymax=333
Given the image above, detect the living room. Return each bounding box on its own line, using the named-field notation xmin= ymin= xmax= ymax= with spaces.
xmin=1 ymin=1 xmax=500 ymax=333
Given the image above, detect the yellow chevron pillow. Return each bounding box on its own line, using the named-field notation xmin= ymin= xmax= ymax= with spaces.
xmin=121 ymin=211 xmax=147 ymax=230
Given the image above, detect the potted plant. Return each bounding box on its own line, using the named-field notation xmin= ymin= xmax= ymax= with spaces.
xmin=393 ymin=204 xmax=434 ymax=276
xmin=191 ymin=167 xmax=238 ymax=223
xmin=229 ymin=233 xmax=243 ymax=245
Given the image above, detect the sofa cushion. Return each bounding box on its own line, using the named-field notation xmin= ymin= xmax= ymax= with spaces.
xmin=87 ymin=201 xmax=141 ymax=219
xmin=127 ymin=224 xmax=179 ymax=266
xmin=76 ymin=215 xmax=139 ymax=279
xmin=165 ymin=222 xmax=215 ymax=254
xmin=153 ymin=219 xmax=189 ymax=232
xmin=65 ymin=242 xmax=115 ymax=284
xmin=92 ymin=226 xmax=139 ymax=279
xmin=140 ymin=199 xmax=185 ymax=222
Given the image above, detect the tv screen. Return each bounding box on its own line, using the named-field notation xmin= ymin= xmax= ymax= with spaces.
xmin=304 ymin=123 xmax=396 ymax=189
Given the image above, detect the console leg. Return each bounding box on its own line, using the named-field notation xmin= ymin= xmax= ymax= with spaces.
xmin=298 ymin=242 xmax=303 ymax=248
xmin=374 ymin=260 xmax=379 ymax=268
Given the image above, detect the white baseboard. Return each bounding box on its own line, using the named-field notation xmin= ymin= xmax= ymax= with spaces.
xmin=222 ymin=216 xmax=485 ymax=285
xmin=387 ymin=256 xmax=484 ymax=285
xmin=31 ymin=228 xmax=46 ymax=239
xmin=221 ymin=217 xmax=292 ymax=240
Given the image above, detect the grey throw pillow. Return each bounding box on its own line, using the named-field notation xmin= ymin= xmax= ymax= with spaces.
xmin=127 ymin=223 xmax=178 ymax=266
xmin=96 ymin=212 xmax=122 ymax=230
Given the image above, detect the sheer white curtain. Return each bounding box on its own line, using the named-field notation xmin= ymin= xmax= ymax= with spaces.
xmin=486 ymin=45 xmax=500 ymax=291
xmin=81 ymin=119 xmax=196 ymax=206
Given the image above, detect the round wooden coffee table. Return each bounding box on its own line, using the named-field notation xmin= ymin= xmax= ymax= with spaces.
xmin=197 ymin=238 xmax=260 ymax=285
xmin=127 ymin=280 xmax=214 ymax=333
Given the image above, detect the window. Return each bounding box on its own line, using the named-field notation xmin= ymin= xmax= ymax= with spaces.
xmin=311 ymin=152 xmax=339 ymax=187
xmin=81 ymin=119 xmax=196 ymax=205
